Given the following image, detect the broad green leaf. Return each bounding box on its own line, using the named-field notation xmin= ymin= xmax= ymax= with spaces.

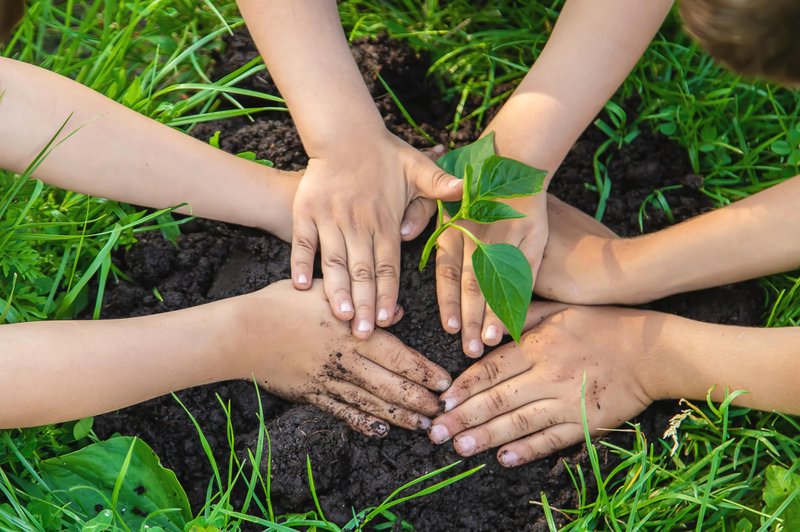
xmin=39 ymin=436 xmax=191 ymax=532
xmin=436 ymin=132 xmax=496 ymax=179
xmin=467 ymin=200 xmax=525 ymax=223
xmin=764 ymin=465 xmax=800 ymax=529
xmin=471 ymin=243 xmax=532 ymax=342
xmin=477 ymin=156 xmax=546 ymax=200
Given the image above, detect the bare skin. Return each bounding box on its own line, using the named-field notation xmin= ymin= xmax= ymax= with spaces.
xmin=235 ymin=0 xmax=463 ymax=339
xmin=0 ymin=281 xmax=450 ymax=435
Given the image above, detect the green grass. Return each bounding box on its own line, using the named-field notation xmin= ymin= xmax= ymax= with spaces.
xmin=1 ymin=0 xmax=800 ymax=529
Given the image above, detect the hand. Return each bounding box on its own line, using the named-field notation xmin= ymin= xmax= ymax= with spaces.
xmin=535 ymin=195 xmax=646 ymax=305
xmin=435 ymin=193 xmax=549 ymax=357
xmin=237 ymin=280 xmax=452 ymax=438
xmin=428 ymin=303 xmax=664 ymax=466
xmin=290 ymin=130 xmax=462 ymax=339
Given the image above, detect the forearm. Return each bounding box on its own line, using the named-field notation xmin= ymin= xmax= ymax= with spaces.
xmin=648 ymin=314 xmax=800 ymax=414
xmin=236 ymin=0 xmax=384 ymax=154
xmin=0 ymin=57 xmax=296 ymax=241
xmin=0 ymin=299 xmax=245 ymax=428
xmin=488 ymin=0 xmax=673 ymax=176
xmin=624 ymin=176 xmax=800 ymax=301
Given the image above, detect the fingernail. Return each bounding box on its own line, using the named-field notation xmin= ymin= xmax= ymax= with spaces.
xmin=357 ymin=320 xmax=372 ymax=333
xmin=446 ymin=317 xmax=460 ymax=330
xmin=437 ymin=379 xmax=451 ymax=392
xmin=340 ymin=301 xmax=353 ymax=314
xmin=429 ymin=424 xmax=450 ymax=444
xmin=377 ymin=308 xmax=389 ymax=322
xmin=433 ymin=144 xmax=445 ymax=154
xmin=400 ymin=221 xmax=413 ymax=236
xmin=448 ymin=179 xmax=461 ymax=189
xmin=456 ymin=435 xmax=476 ymax=456
xmin=468 ymin=339 xmax=482 ymax=356
xmin=443 ymin=397 xmax=457 ymax=412
xmin=485 ymin=325 xmax=498 ymax=341
xmin=499 ymin=450 xmax=519 ymax=467
xmin=418 ymin=417 xmax=432 ymax=430
xmin=372 ymin=421 xmax=389 ymax=437
xmin=297 ymin=273 xmax=308 ymax=285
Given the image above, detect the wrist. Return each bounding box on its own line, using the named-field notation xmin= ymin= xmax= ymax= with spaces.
xmin=634 ymin=311 xmax=695 ymax=402
xmin=300 ymin=110 xmax=387 ymax=158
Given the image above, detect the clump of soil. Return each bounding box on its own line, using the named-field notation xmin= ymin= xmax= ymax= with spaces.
xmin=93 ymin=33 xmax=764 ymax=530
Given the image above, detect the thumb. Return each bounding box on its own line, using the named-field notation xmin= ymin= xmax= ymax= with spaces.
xmin=413 ymin=157 xmax=463 ymax=202
xmin=400 ymin=198 xmax=437 ymax=241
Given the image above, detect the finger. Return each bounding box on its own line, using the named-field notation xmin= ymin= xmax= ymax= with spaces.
xmin=435 ymin=227 xmax=464 ymax=334
xmin=460 ymin=237 xmax=485 ymax=358
xmin=342 ymin=230 xmax=376 ymax=339
xmin=388 ymin=304 xmax=404 ymax=327
xmin=290 ymin=215 xmax=318 ymax=291
xmin=481 ymin=306 xmax=503 ymax=347
xmin=439 ymin=341 xmax=530 ymax=412
xmin=423 ymin=144 xmax=446 ymax=162
xmin=374 ymin=226 xmax=400 ymax=328
xmin=306 ymin=393 xmax=390 ymax=438
xmin=449 ymin=399 xmax=569 ymax=457
xmin=364 ymin=330 xmax=452 ymax=392
xmin=325 ymin=380 xmax=431 ymax=431
xmin=497 ymin=423 xmax=584 ymax=467
xmin=319 ymin=227 xmax=354 ymax=321
xmin=336 ymin=347 xmax=444 ymax=417
xmin=411 ymin=156 xmax=462 ymax=202
xmin=400 ymin=197 xmax=437 ymax=241
xmin=522 ymin=301 xmax=568 ymax=332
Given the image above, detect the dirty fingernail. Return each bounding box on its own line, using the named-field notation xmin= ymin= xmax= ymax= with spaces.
xmin=429 ymin=424 xmax=450 ymax=444
xmin=400 ymin=221 xmax=413 ymax=236
xmin=446 ymin=317 xmax=460 ymax=330
xmin=340 ymin=301 xmax=353 ymax=314
xmin=372 ymin=421 xmax=389 ymax=437
xmin=456 ymin=435 xmax=476 ymax=456
xmin=437 ymin=379 xmax=451 ymax=392
xmin=468 ymin=339 xmax=482 ymax=355
xmin=485 ymin=325 xmax=498 ymax=341
xmin=377 ymin=308 xmax=389 ymax=322
xmin=418 ymin=417 xmax=432 ymax=430
xmin=357 ymin=320 xmax=372 ymax=333
xmin=297 ymin=273 xmax=308 ymax=285
xmin=443 ymin=397 xmax=457 ymax=412
xmin=499 ymin=450 xmax=519 ymax=467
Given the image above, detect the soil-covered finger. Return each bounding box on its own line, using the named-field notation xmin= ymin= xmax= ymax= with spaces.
xmin=305 ymin=393 xmax=389 ymax=438
xmin=325 ymin=380 xmax=431 ymax=431
xmin=363 ymin=330 xmax=451 ymax=392
xmin=497 ymin=423 xmax=584 ymax=467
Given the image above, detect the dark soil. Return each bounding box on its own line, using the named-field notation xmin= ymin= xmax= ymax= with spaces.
xmin=92 ymin=34 xmax=765 ymax=530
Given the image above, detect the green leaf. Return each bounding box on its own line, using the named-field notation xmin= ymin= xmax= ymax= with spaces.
xmin=764 ymin=465 xmax=800 ymax=529
xmin=39 ymin=436 xmax=191 ymax=532
xmin=72 ymin=417 xmax=93 ymax=441
xmin=471 ymin=243 xmax=532 ymax=342
xmin=467 ymin=200 xmax=525 ymax=223
xmin=771 ymin=140 xmax=792 ymax=156
xmin=436 ymin=132 xmax=496 ymax=179
xmin=208 ymin=130 xmax=221 ymax=149
xmin=476 ymin=156 xmax=546 ymax=200
xmin=82 ymin=508 xmax=114 ymax=531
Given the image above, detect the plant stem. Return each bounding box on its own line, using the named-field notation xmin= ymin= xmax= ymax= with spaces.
xmin=450 ymin=222 xmax=482 ymax=246
xmin=418 ymin=211 xmax=464 ymax=271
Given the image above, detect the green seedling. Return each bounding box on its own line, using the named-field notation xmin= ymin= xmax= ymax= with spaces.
xmin=418 ymin=132 xmax=546 ymax=341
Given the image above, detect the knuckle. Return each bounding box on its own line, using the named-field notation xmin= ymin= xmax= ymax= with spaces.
xmin=454 ymin=410 xmax=473 ymax=429
xmin=323 ymin=252 xmax=347 ymax=271
xmin=375 ymin=262 xmax=399 ymax=280
xmin=486 ymin=388 xmax=509 ymax=412
xmin=481 ymin=359 xmax=502 ymax=385
xmin=350 ymin=262 xmax=375 ymax=282
xmin=426 ymin=168 xmax=449 ymax=191
xmin=543 ymin=432 xmax=566 ymax=453
xmin=511 ymin=411 xmax=531 ymax=434
xmin=463 ymin=277 xmax=483 ymax=297
xmin=293 ymin=235 xmax=317 ymax=255
xmin=437 ymin=264 xmax=462 ymax=285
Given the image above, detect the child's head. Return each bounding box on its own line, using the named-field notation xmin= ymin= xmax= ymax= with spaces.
xmin=0 ymin=1 xmax=25 ymax=44
xmin=680 ymin=0 xmax=800 ymax=85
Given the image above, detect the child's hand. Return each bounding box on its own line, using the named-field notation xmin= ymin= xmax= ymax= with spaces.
xmin=435 ymin=194 xmax=549 ymax=357
xmin=536 ymin=195 xmax=648 ymax=305
xmin=290 ymin=131 xmax=462 ymax=339
xmin=238 ymin=280 xmax=452 ymax=437
xmin=428 ymin=303 xmax=664 ymax=466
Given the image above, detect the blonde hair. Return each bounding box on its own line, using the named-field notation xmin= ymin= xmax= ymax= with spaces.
xmin=680 ymin=0 xmax=800 ymax=84
xmin=0 ymin=0 xmax=24 ymax=43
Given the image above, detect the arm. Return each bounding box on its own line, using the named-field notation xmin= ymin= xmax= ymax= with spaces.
xmin=236 ymin=0 xmax=461 ymax=338
xmin=429 ymin=303 xmax=800 ymax=467
xmin=0 ymin=57 xmax=297 ymax=242
xmin=0 ymin=280 xmax=451 ymax=434
xmin=434 ymin=0 xmax=673 ymax=355
xmin=536 ymin=176 xmax=800 ymax=305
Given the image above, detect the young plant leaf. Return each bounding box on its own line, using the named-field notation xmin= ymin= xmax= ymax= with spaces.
xmin=467 ymin=200 xmax=526 ymax=223
xmin=763 ymin=464 xmax=800 ymax=529
xmin=477 ymin=155 xmax=546 ymax=200
xmin=439 ymin=132 xmax=497 ymax=216
xmin=471 ymin=242 xmax=532 ymax=342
